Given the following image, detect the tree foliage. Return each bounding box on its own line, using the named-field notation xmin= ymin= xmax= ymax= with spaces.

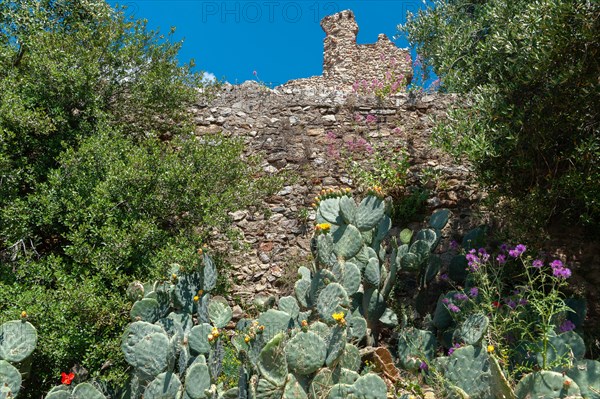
xmin=0 ymin=1 xmax=280 ymax=396
xmin=402 ymin=0 xmax=600 ymax=228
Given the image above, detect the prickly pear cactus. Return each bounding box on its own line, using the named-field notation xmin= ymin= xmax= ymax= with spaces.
xmin=397 ymin=328 xmax=437 ymax=371
xmin=443 ymin=345 xmax=494 ymax=399
xmin=566 ymin=359 xmax=600 ymax=399
xmin=0 ymin=320 xmax=38 ymax=363
xmin=515 ymin=370 xmax=580 ymax=399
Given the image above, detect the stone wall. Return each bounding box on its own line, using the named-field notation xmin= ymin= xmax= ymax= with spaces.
xmin=191 ymin=82 xmax=482 ymax=302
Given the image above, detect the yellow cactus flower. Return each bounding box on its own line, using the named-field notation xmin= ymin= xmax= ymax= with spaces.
xmin=244 ymin=335 xmax=251 ymax=343
xmin=315 ymin=223 xmax=331 ymax=232
xmin=332 ymin=311 xmax=346 ymax=325
xmin=301 ymin=320 xmax=308 ymax=327
xmin=171 ymin=273 xmax=177 ymax=280
xmin=193 ymin=296 xmax=199 ymax=302
xmin=21 ymin=311 xmax=27 ymax=318
xmin=487 ymin=345 xmax=495 ymax=353
xmin=258 ymin=325 xmax=265 ymax=332
xmin=212 ymin=327 xmax=219 ymax=337
xmin=207 ymin=334 xmax=214 ymax=342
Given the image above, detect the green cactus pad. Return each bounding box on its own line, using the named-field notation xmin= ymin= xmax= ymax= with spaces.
xmin=340 ymin=344 xmax=361 ymax=372
xmin=429 ymin=209 xmax=451 ymax=230
xmin=283 ymin=373 xmax=308 ymax=399
xmin=410 ymin=240 xmax=431 ymax=265
xmin=360 ymin=229 xmax=374 ymax=246
xmin=309 ymin=321 xmax=331 ymax=341
xmin=0 ymin=360 xmax=21 ymax=397
xmin=316 ymin=234 xmax=337 ymax=267
xmin=157 ymin=311 xmax=193 ymax=337
xmin=420 ymin=254 xmax=441 ymax=288
xmin=173 ymin=270 xmax=202 ymax=313
xmin=355 ymin=196 xmax=385 ymax=231
xmin=258 ymin=333 xmax=288 ymax=387
xmin=347 ymin=315 xmax=367 ymax=342
xmin=432 ymin=292 xmax=457 ymax=330
xmin=332 ymin=224 xmax=363 ymax=260
xmin=462 ymin=226 xmax=486 ymax=250
xmin=144 ymin=371 xmax=182 ymax=399
xmin=202 ymin=253 xmax=217 ymax=292
xmin=399 ymin=229 xmax=413 ymax=245
xmin=121 ymin=322 xmax=168 ymax=373
xmin=454 ymin=313 xmax=489 ymax=346
xmin=258 ymin=309 xmax=293 ymax=342
xmin=184 ymin=360 xmax=211 ymax=399
xmin=378 ymin=308 xmax=398 ymax=328
xmin=0 ymin=320 xmax=38 ymax=363
xmin=363 ymin=288 xmax=386 ymax=324
xmin=317 ymin=283 xmax=350 ymax=325
xmin=566 ymin=359 xmax=600 ymax=399
xmin=339 ymin=195 xmax=357 ymax=225
xmin=363 ymin=258 xmax=381 ymax=287
xmin=489 ymin=354 xmax=517 ymax=399
xmin=130 ymin=298 xmax=160 ymax=323
xmin=318 ymin=198 xmax=343 ymax=225
xmin=298 ymin=266 xmax=312 ymax=281
xmin=72 ymin=383 xmax=107 ymax=399
xmin=279 ymin=296 xmax=300 ymax=320
xmin=326 ymin=325 xmax=347 ymax=367
xmin=537 ymin=331 xmax=586 ymax=367
xmin=256 ymin=377 xmax=285 ymax=399
xmin=130 ymin=332 xmax=170 ymax=377
xmin=188 ymin=323 xmax=213 ymax=355
xmin=515 ymin=370 xmax=580 ymax=399
xmin=208 ymin=296 xmax=233 ymax=328
xmin=341 ymin=262 xmax=361 ymax=296
xmin=286 ymin=331 xmax=326 ymax=375
xmin=397 ymin=328 xmax=437 ymax=371
xmin=415 ymin=228 xmax=438 ymax=249
xmin=374 ymin=215 xmax=391 ymax=242
xmin=352 ymin=373 xmax=387 ymax=398
xmin=400 ymin=252 xmax=420 ymax=271
xmin=295 ymin=279 xmax=311 ymax=308
xmin=444 ymin=345 xmax=493 ymax=398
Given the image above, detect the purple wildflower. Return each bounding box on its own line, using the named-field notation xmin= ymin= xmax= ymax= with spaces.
xmin=440 ymin=273 xmax=449 ymax=281
xmin=448 ymin=343 xmax=461 ymax=355
xmin=532 ymin=259 xmax=544 ymax=268
xmin=354 ymin=113 xmax=363 ymax=123
xmin=419 ymin=361 xmax=429 ymax=372
xmin=509 ymin=244 xmax=526 ymax=258
xmin=552 ymin=266 xmax=572 ymax=279
xmin=500 ymin=243 xmax=508 ymax=253
xmin=558 ymin=320 xmax=576 ymax=333
xmin=518 ymin=298 xmax=528 ymax=306
xmin=505 ymin=299 xmax=517 ymax=309
xmin=450 ymin=240 xmax=459 ymax=250
xmin=454 ymin=293 xmax=469 ymax=301
xmin=469 ymin=287 xmax=479 ymax=298
xmin=442 ymin=298 xmax=450 ymax=305
xmin=447 ymin=303 xmax=461 ymax=313
xmin=496 ymin=254 xmax=507 ymax=265
xmin=550 ymin=259 xmax=564 ymax=269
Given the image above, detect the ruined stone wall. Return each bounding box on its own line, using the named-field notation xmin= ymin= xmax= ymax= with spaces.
xmin=191 ymin=83 xmax=481 ymax=302
xmin=294 ymin=10 xmax=412 ymax=92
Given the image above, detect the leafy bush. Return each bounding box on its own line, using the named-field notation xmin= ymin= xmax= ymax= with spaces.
xmin=0 ymin=1 xmax=282 ymax=396
xmin=401 ymin=0 xmax=600 ymax=228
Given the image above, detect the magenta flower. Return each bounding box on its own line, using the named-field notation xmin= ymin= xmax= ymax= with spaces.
xmin=552 ymin=266 xmax=572 ymax=279
xmin=454 ymin=293 xmax=469 ymax=301
xmin=447 ymin=303 xmax=461 ymax=313
xmin=496 ymin=254 xmax=507 ymax=265
xmin=509 ymin=244 xmax=526 ymax=258
xmin=532 ymin=259 xmax=544 ymax=268
xmin=419 ymin=361 xmax=428 ymax=372
xmin=440 ymin=273 xmax=449 ymax=281
xmin=365 ymin=114 xmax=377 ymax=124
xmin=450 ymin=240 xmax=459 ymax=250
xmin=550 ymin=260 xmax=564 ymax=269
xmin=448 ymin=343 xmax=461 ymax=355
xmin=442 ymin=298 xmax=450 ymax=305
xmin=469 ymin=287 xmax=479 ymax=298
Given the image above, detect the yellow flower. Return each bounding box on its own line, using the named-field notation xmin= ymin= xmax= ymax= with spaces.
xmin=258 ymin=325 xmax=265 ymax=332
xmin=301 ymin=320 xmax=308 ymax=327
xmin=212 ymin=327 xmax=219 ymax=337
xmin=193 ymin=296 xmax=199 ymax=302
xmin=197 ymin=248 xmax=203 ymax=255
xmin=487 ymin=345 xmax=495 ymax=353
xmin=244 ymin=335 xmax=251 ymax=343
xmin=332 ymin=311 xmax=345 ymax=324
xmin=315 ymin=223 xmax=331 ymax=232
xmin=21 ymin=311 xmax=27 ymax=318
xmin=171 ymin=273 xmax=177 ymax=280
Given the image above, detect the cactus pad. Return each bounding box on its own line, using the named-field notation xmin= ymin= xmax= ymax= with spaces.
xmin=285 ymin=331 xmax=326 ymax=375
xmin=258 ymin=309 xmax=293 ymax=342
xmin=143 ymin=372 xmax=182 ymax=399
xmin=444 ymin=345 xmax=493 ymax=398
xmin=188 ymin=323 xmax=213 ymax=355
xmin=0 ymin=320 xmax=38 ymax=363
xmin=429 ymin=208 xmax=451 ymax=230
xmin=71 ymin=383 xmax=107 ymax=399
xmin=363 ymin=258 xmax=381 ymax=287
xmin=454 ymin=313 xmax=489 ymax=346
xmin=326 ymin=325 xmax=347 ymax=367
xmin=279 ymin=296 xmax=300 ymax=320
xmin=283 ymin=373 xmax=308 ymax=399
xmin=566 ymin=359 xmax=600 ymax=399
xmin=207 ymin=296 xmax=233 ymax=328
xmin=130 ymin=298 xmax=160 ymax=323
xmin=332 ymin=224 xmax=363 ymax=260
xmin=355 ymin=196 xmax=385 ymax=231
xmin=397 ymin=328 xmax=437 ymax=371
xmin=515 ymin=370 xmax=580 ymax=399
xmin=339 ymin=195 xmax=357 ymax=225
xmin=317 ymin=283 xmax=350 ymax=325
xmin=341 ymin=262 xmax=361 ymax=296
xmin=0 ymin=360 xmax=21 ymax=397
xmin=258 ymin=333 xmax=288 ymax=387
xmin=184 ymin=360 xmax=211 ymax=399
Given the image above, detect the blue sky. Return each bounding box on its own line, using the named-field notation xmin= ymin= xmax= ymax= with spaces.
xmin=111 ymin=1 xmax=428 ymax=86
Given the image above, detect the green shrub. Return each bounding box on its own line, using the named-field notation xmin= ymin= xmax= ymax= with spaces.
xmin=401 ymin=0 xmax=600 ymax=229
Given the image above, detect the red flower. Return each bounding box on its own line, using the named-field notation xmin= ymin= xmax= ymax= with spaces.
xmin=61 ymin=372 xmax=75 ymax=385
xmin=492 ymin=301 xmax=501 ymax=308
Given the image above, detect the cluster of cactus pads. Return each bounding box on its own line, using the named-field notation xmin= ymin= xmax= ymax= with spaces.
xmin=5 ymin=190 xmax=600 ymax=399
xmin=0 ymin=318 xmax=37 ymax=398
xmin=305 ymin=190 xmax=448 ymax=345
